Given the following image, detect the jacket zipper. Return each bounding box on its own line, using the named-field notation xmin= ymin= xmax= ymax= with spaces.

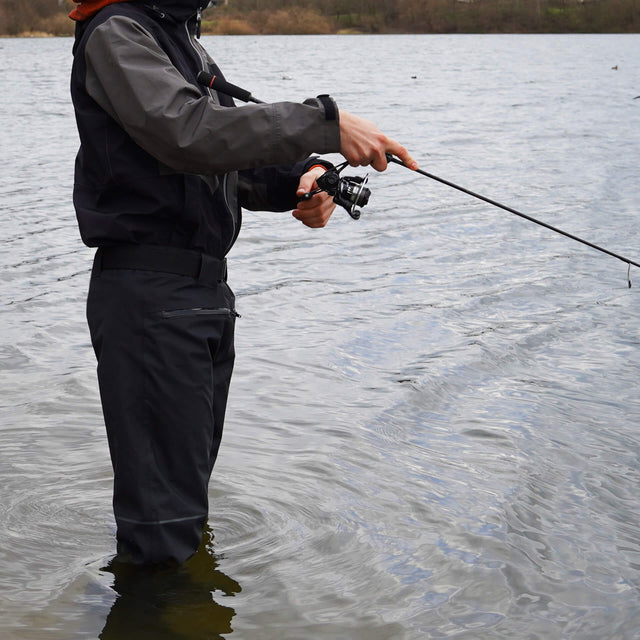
xmin=185 ymin=8 xmax=206 ymax=64
xmin=220 ymin=173 xmax=238 ymax=254
xmin=185 ymin=8 xmax=238 ymax=256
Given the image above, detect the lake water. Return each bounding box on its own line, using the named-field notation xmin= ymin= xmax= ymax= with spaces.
xmin=1 ymin=33 xmax=640 ymax=639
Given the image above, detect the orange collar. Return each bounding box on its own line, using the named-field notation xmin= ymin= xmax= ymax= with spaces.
xmin=69 ymin=0 xmax=132 ymax=21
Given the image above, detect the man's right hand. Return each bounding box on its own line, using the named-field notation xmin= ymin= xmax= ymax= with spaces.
xmin=338 ymin=110 xmax=418 ymax=173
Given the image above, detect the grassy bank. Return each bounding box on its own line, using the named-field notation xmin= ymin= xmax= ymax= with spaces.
xmin=1 ymin=0 xmax=638 ymax=37
xmin=201 ymin=0 xmax=640 ymax=35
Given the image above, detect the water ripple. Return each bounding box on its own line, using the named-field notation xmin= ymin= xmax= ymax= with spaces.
xmin=2 ymin=33 xmax=640 ymax=640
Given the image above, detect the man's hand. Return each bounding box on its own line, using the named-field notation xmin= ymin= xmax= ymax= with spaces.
xmin=338 ymin=110 xmax=418 ymax=172
xmin=293 ymin=166 xmax=337 ymax=228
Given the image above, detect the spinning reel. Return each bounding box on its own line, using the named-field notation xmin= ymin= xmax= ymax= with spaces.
xmin=300 ymin=161 xmax=371 ymax=220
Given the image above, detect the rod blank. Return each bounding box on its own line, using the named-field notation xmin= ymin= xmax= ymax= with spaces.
xmin=387 ymin=154 xmax=640 ymax=272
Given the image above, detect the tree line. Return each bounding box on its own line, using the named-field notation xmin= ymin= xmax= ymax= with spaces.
xmin=1 ymin=0 xmax=638 ymax=36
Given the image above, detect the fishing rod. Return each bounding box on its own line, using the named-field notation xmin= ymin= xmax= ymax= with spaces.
xmin=197 ymin=71 xmax=638 ymax=287
xmin=386 ymin=154 xmax=639 ymax=288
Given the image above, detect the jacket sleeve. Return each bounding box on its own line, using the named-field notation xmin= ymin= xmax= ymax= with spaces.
xmin=238 ymin=157 xmax=335 ymax=212
xmin=83 ymin=14 xmax=341 ymax=175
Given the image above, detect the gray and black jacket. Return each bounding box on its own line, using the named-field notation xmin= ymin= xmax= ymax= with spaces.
xmin=70 ymin=0 xmax=341 ymax=258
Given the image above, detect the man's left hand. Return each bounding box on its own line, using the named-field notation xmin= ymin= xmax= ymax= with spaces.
xmin=293 ymin=166 xmax=337 ymax=228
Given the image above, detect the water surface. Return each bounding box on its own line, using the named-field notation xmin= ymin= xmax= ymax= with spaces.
xmin=1 ymin=34 xmax=640 ymax=639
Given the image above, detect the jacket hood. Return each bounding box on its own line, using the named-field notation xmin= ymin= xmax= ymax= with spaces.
xmin=69 ymin=0 xmax=211 ymax=22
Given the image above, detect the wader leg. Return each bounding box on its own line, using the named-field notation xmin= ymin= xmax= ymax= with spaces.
xmin=87 ymin=267 xmax=235 ymax=564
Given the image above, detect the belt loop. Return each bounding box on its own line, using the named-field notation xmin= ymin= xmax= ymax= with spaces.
xmin=197 ymin=254 xmax=227 ymax=285
xmin=196 ymin=251 xmax=205 ymax=283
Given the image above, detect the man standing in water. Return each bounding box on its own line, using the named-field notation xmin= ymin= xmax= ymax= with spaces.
xmin=70 ymin=0 xmax=417 ymax=565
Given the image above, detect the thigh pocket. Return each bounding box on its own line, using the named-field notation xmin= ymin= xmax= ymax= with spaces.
xmin=141 ymin=306 xmax=237 ymax=501
xmin=158 ymin=307 xmax=240 ymax=320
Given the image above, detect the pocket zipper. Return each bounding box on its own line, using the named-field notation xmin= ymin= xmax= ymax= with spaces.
xmin=159 ymin=307 xmax=240 ymax=319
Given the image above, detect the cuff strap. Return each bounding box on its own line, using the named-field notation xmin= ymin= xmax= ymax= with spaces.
xmin=316 ymin=94 xmax=338 ymax=121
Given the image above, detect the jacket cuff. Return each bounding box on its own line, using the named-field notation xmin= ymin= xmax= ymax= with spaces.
xmin=303 ymin=95 xmax=339 ymax=122
xmin=303 ymin=157 xmax=334 ymax=174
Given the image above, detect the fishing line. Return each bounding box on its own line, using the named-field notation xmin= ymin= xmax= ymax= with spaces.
xmin=386 ymin=154 xmax=638 ymax=287
xmin=195 ymin=71 xmax=637 ymax=286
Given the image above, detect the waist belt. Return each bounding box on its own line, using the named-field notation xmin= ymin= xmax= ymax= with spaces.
xmin=93 ymin=245 xmax=227 ymax=285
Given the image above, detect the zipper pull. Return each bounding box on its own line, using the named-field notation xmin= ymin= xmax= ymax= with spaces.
xmin=146 ymin=4 xmax=166 ymax=19
xmin=196 ymin=7 xmax=202 ymax=39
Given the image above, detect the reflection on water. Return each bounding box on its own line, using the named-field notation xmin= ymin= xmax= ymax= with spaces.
xmin=100 ymin=527 xmax=240 ymax=640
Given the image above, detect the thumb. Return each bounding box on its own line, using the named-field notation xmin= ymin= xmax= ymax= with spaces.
xmin=297 ymin=166 xmax=326 ymax=196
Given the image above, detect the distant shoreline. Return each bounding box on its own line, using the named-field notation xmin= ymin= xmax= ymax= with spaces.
xmin=2 ymin=29 xmax=639 ymax=38
xmin=1 ymin=0 xmax=638 ymax=39
xmin=1 ymin=32 xmax=61 ymax=37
